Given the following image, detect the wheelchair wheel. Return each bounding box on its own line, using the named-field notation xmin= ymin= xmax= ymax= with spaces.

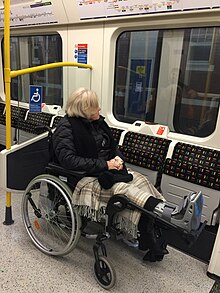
xmin=94 ymin=256 xmax=116 ymax=290
xmin=22 ymin=174 xmax=81 ymax=256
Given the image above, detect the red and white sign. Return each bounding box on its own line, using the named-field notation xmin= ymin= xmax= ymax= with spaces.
xmin=156 ymin=126 xmax=165 ymax=135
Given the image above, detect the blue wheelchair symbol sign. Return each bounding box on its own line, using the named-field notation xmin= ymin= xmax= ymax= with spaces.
xmin=30 ymin=85 xmax=42 ymax=113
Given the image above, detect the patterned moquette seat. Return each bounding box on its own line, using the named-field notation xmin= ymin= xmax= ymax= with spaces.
xmin=119 ymin=131 xmax=171 ymax=172
xmin=163 ymin=142 xmax=220 ymax=191
xmin=110 ymin=127 xmax=123 ymax=144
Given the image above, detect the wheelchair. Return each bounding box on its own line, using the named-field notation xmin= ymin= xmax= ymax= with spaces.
xmin=21 ymin=127 xmax=206 ymax=290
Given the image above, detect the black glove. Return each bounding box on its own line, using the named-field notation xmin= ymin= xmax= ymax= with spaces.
xmin=98 ymin=167 xmax=133 ymax=189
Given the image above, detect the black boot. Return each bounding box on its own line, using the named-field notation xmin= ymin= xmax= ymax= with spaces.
xmin=138 ymin=197 xmax=169 ymax=261
xmin=138 ymin=217 xmax=168 ymax=261
xmin=142 ymin=226 xmax=169 ymax=262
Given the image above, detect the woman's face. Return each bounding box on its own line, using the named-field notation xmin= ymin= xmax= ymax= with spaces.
xmin=89 ymin=107 xmax=101 ymax=121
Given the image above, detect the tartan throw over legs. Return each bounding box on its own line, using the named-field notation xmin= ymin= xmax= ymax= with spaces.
xmin=72 ymin=171 xmax=164 ymax=237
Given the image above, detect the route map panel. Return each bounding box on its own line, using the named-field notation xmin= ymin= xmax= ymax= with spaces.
xmin=0 ymin=1 xmax=58 ymax=28
xmin=77 ymin=0 xmax=219 ymax=19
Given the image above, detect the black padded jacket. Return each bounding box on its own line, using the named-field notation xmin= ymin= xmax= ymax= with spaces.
xmin=52 ymin=115 xmax=118 ymax=175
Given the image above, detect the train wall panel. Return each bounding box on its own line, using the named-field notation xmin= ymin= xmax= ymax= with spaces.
xmin=161 ymin=174 xmax=220 ymax=225
xmin=126 ymin=163 xmax=158 ymax=186
xmin=7 ymin=137 xmax=49 ymax=191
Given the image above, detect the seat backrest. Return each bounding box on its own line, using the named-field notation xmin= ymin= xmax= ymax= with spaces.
xmin=163 ymin=142 xmax=220 ymax=191
xmin=11 ymin=105 xmax=28 ymax=128
xmin=51 ymin=115 xmax=63 ymax=128
xmin=110 ymin=127 xmax=124 ymax=144
xmin=172 ymin=142 xmax=220 ymax=170
xmin=120 ymin=131 xmax=171 ymax=171
xmin=17 ymin=112 xmax=54 ymax=134
xmin=0 ymin=103 xmax=5 ymax=125
xmin=27 ymin=112 xmax=53 ymax=127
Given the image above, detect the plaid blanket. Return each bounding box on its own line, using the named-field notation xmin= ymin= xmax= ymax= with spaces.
xmin=72 ymin=170 xmax=164 ymax=237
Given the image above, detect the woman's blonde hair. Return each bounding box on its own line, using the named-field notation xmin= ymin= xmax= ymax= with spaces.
xmin=65 ymin=88 xmax=99 ymax=119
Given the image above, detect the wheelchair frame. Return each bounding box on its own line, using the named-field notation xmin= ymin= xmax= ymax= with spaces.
xmin=21 ymin=127 xmax=206 ymax=290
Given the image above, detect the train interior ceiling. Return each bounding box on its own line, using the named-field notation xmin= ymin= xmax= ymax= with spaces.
xmin=0 ymin=0 xmax=220 ymax=288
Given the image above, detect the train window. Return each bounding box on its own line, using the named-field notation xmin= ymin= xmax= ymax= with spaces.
xmin=114 ymin=27 xmax=220 ymax=137
xmin=114 ymin=30 xmax=161 ymax=124
xmin=3 ymin=34 xmax=62 ymax=106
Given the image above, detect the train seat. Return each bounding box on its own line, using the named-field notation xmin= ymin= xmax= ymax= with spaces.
xmin=0 ymin=103 xmax=5 ymax=146
xmin=0 ymin=102 xmax=6 ymax=149
xmin=0 ymin=102 xmax=5 ymax=124
xmin=51 ymin=115 xmax=63 ymax=128
xmin=17 ymin=111 xmax=53 ymax=134
xmin=119 ymin=131 xmax=171 ymax=187
xmin=0 ymin=103 xmax=29 ymax=145
xmin=161 ymin=142 xmax=220 ymax=225
xmin=11 ymin=105 xmax=28 ymax=128
xmin=0 ymin=110 xmax=54 ymax=190
xmin=110 ymin=127 xmax=124 ymax=144
xmin=0 ymin=103 xmax=55 ymax=145
xmin=0 ymin=104 xmax=29 ymax=128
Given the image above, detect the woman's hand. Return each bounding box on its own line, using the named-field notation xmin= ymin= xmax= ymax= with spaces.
xmin=107 ymin=159 xmax=118 ymax=170
xmin=114 ymin=156 xmax=124 ymax=170
xmin=107 ymin=156 xmax=124 ymax=170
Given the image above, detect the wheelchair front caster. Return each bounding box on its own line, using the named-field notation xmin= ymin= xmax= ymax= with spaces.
xmin=94 ymin=256 xmax=116 ymax=290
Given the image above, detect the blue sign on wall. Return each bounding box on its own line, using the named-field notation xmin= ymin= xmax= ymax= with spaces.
xmin=30 ymin=85 xmax=42 ymax=113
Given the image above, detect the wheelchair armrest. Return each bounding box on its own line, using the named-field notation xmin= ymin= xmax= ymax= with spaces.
xmin=46 ymin=162 xmax=86 ymax=179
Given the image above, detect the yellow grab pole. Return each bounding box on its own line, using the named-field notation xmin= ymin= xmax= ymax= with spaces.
xmin=4 ymin=1 xmax=10 ymax=149
xmin=10 ymin=62 xmax=92 ymax=78
xmin=3 ymin=0 xmax=14 ymax=225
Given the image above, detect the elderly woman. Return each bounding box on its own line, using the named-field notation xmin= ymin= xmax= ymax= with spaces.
xmin=53 ymin=88 xmax=201 ymax=262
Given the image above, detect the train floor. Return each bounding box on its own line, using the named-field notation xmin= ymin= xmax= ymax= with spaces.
xmin=0 ymin=188 xmax=218 ymax=293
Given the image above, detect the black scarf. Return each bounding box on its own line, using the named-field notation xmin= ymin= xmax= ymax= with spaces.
xmin=67 ymin=115 xmax=117 ymax=159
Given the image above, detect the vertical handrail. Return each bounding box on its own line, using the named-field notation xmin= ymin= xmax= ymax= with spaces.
xmin=4 ymin=0 xmax=11 ymax=150
xmin=3 ymin=0 xmax=14 ymax=225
